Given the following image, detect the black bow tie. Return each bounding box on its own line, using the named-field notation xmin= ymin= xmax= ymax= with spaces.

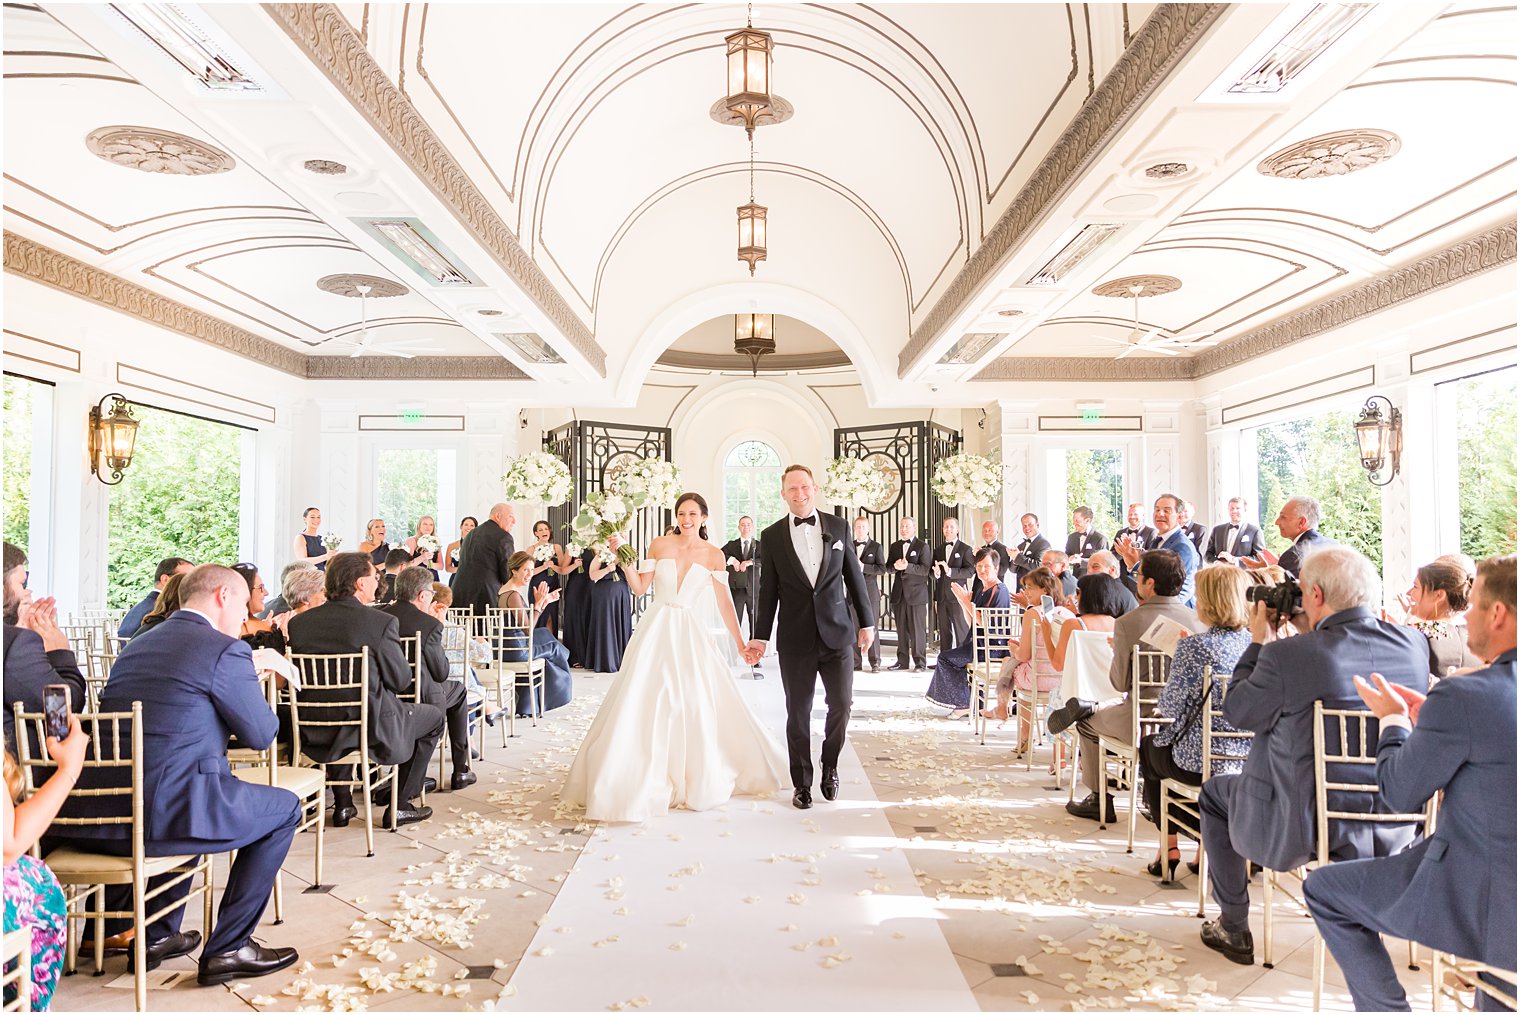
xmin=854 ymin=540 xmax=865 ymax=546
xmin=793 ymin=515 xmax=816 ymax=527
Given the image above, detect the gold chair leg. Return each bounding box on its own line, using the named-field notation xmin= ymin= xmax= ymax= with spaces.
xmin=1312 ymin=936 xmax=1324 ymax=1011
xmin=133 ymin=872 xmax=148 ymax=1013
xmin=1197 ymin=848 xmax=1208 ymax=918
xmin=1262 ymin=871 xmax=1276 ymax=968
xmin=361 ymin=767 xmax=376 ymax=858
xmin=1127 ymin=766 xmax=1139 ymax=854
xmin=313 ymin=793 xmax=325 ymax=887
xmin=1097 ymin=754 xmax=1109 ymax=831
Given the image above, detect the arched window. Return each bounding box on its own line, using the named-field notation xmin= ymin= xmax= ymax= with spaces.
xmin=723 ymin=440 xmax=784 ymax=540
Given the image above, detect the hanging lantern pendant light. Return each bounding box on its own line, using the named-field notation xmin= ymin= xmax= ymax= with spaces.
xmin=736 ymin=132 xmax=768 ymax=275
xmin=725 ymin=3 xmax=775 ymax=139
xmin=733 ymin=312 xmax=776 ymax=376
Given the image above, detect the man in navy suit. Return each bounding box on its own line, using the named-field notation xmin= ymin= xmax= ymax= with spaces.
xmin=1304 ymin=555 xmax=1516 ymax=1011
xmin=53 ymin=565 xmax=301 ymax=985
xmin=3 ymin=542 xmax=88 ymax=751
xmin=1197 ymin=546 xmax=1429 ymax=965
xmin=1114 ymin=494 xmax=1200 ymax=607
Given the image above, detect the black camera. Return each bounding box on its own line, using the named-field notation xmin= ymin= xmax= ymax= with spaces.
xmin=1246 ymin=578 xmax=1301 ymax=615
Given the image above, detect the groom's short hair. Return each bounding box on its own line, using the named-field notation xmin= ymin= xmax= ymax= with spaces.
xmin=781 ymin=464 xmax=814 ymax=482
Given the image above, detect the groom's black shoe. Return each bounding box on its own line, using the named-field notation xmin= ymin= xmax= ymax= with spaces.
xmin=792 ymin=788 xmax=813 ymax=810
xmin=820 ymin=768 xmax=839 ymax=802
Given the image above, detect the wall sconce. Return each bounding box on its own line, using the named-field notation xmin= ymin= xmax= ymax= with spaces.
xmin=88 ymin=393 xmax=140 ymax=485
xmin=1353 ymin=394 xmax=1401 ymax=486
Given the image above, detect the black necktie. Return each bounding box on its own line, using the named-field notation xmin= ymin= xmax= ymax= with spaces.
xmin=793 ymin=515 xmax=815 ymax=527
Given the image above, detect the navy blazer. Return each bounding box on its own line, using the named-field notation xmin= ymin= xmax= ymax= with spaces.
xmin=117 ymin=590 xmax=158 ymax=638
xmin=1350 ymin=650 xmax=1517 ymax=970
xmin=70 ymin=611 xmax=291 ymax=844
xmin=1221 ymin=607 xmax=1429 ymax=871
xmin=1156 ymin=527 xmax=1201 ymax=608
xmin=3 ymin=624 xmax=87 ymax=753
xmin=1278 ymin=529 xmax=1337 ymax=577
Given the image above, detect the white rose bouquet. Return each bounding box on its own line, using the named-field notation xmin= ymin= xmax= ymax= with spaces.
xmin=416 ymin=534 xmax=441 ymax=557
xmin=564 ymin=541 xmax=584 ymax=559
xmin=824 ymin=456 xmax=892 ymax=507
xmin=609 ymin=459 xmax=683 ymax=512
xmin=322 ymin=532 xmax=343 ymax=551
xmin=533 ymin=543 xmax=556 ymax=563
xmin=572 ymin=492 xmax=638 ymax=566
xmin=931 ymin=453 xmax=1002 ymax=508
xmin=501 ymin=450 xmax=573 ymax=505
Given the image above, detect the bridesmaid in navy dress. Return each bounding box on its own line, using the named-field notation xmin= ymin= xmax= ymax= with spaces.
xmin=527 ymin=520 xmax=564 ymax=637
xmin=580 ymin=533 xmax=634 ymax=673
xmin=292 ymin=506 xmax=330 ymax=571
xmin=360 ymin=518 xmax=390 ymax=566
xmin=445 ymin=516 xmax=477 ymax=589
xmin=561 ymin=547 xmax=589 ymax=666
xmin=925 ymin=547 xmax=1011 ymax=718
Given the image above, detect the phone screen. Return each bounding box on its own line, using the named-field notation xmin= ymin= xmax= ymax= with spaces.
xmin=43 ymin=683 xmax=70 ymax=741
xmin=1040 ymin=594 xmax=1055 ymax=615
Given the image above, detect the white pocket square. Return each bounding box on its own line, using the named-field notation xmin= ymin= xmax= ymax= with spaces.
xmin=831 ymin=540 xmax=844 ymax=550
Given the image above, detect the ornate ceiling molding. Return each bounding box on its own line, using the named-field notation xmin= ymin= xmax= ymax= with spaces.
xmin=4 ymin=231 xmax=528 ymax=380
xmin=263 ymin=3 xmax=605 ymax=375
xmin=1256 ymin=129 xmax=1401 ymax=180
xmin=973 ymin=221 xmax=1517 ymax=382
xmin=900 ymin=3 xmax=1227 ymax=375
xmin=84 ymin=126 xmax=237 ymax=176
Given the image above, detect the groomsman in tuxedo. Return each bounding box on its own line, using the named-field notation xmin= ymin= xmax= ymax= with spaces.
xmin=973 ymin=519 xmax=1011 ymax=597
xmin=1179 ymin=500 xmax=1208 ymax=555
xmin=1205 ymin=497 xmax=1266 ymax=565
xmin=931 ymin=517 xmax=975 ymax=653
xmin=851 ymin=517 xmax=886 ymax=672
xmin=453 ymin=502 xmax=515 ymax=617
xmin=887 ymin=516 xmax=931 ymax=671
xmin=722 ymin=515 xmax=761 ymax=640
xmin=1113 ymin=502 xmax=1157 ymax=553
xmin=1064 ymin=506 xmax=1108 ymax=577
xmin=1010 ymin=513 xmax=1051 ymax=585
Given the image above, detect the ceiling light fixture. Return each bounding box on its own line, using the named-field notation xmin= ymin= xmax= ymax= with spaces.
xmin=1229 ymin=3 xmax=1374 ymax=94
xmin=497 ymin=332 xmax=565 ymax=366
xmin=723 ymin=4 xmax=776 ymax=138
xmin=737 ymin=133 xmax=768 ymax=275
xmin=108 ymin=3 xmax=260 ymax=91
xmin=938 ymin=333 xmax=1002 ymax=366
xmin=733 ymin=313 xmax=776 ymax=375
xmin=356 ymin=217 xmax=478 ymax=287
xmin=1023 ymin=223 xmax=1125 ymax=287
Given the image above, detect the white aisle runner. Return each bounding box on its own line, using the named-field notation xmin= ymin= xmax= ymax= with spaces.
xmin=502 ymin=666 xmax=977 ymax=1012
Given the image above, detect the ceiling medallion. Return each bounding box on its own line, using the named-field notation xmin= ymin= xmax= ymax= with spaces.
xmin=1257 ymin=129 xmax=1401 ymax=180
xmin=303 ymin=158 xmax=349 ymax=175
xmin=996 ymin=308 xmax=1025 ymax=317
xmin=316 ymin=273 xmax=410 ymax=298
xmin=708 ymin=95 xmax=795 ymax=130
xmin=1145 ymin=161 xmax=1191 ymax=179
xmin=85 ymin=126 xmax=235 ymax=176
xmin=1092 ymin=275 xmax=1182 ymax=299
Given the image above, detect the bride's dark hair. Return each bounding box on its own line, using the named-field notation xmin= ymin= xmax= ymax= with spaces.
xmin=674 ymin=491 xmax=710 ymax=541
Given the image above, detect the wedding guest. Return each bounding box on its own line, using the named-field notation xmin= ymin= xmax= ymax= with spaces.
xmin=1179 ymin=500 xmax=1207 ymax=555
xmin=1010 ymin=513 xmax=1052 ymax=586
xmin=359 ymin=518 xmax=390 ymax=567
xmin=133 ymin=573 xmax=186 ymax=637
xmin=403 ymin=516 xmax=444 ymax=579
xmin=5 ymin=717 xmax=87 ymax=1010
xmin=231 ymin=563 xmax=285 ymax=655
xmin=272 ymin=566 xmax=326 ymax=637
xmin=426 ymin=584 xmax=500 ymax=729
xmin=1137 ymin=564 xmax=1252 ymax=877
xmin=260 ymin=561 xmax=316 ymax=620
xmin=973 ymin=519 xmax=1011 ymax=595
xmin=375 ymin=547 xmax=412 ymax=606
xmin=925 ymin=548 xmax=1009 ymax=718
xmin=931 ymin=517 xmax=975 ymax=654
xmin=291 ymin=507 xmax=331 ymax=571
xmin=851 ymin=517 xmax=886 ymax=672
xmin=1085 ymin=551 xmax=1139 ymax=613
xmin=527 ymin=520 xmax=565 ymax=637
xmin=1401 ymin=556 xmax=1482 ymax=677
xmin=500 ymin=551 xmax=573 ymax=713
xmin=1040 ymin=548 xmax=1078 ymax=599
xmin=887 ymin=516 xmax=931 ymax=672
xmin=991 ymin=568 xmax=1072 ymax=751
xmin=118 ymin=556 xmax=193 ymax=637
xmin=1064 ymin=507 xmax=1108 ymax=577
xmin=1114 ymin=494 xmax=1200 ymax=607
xmin=1262 ymin=495 xmax=1336 ymax=577
xmin=453 ymin=503 xmax=516 ymax=618
xmin=1204 ymin=497 xmax=1265 ymax=565
xmin=444 ymin=516 xmax=477 ymax=587
xmin=1043 ymin=573 xmax=1128 ymax=675
xmin=722 ymin=515 xmax=761 ymax=642
xmin=3 ymin=543 xmax=87 ymax=751
xmin=1114 ymin=502 xmax=1157 ymax=554
xmin=581 ymin=536 xmax=633 ymax=673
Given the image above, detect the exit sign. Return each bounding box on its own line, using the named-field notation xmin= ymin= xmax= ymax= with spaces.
xmin=399 ymin=409 xmax=425 ymax=425
xmin=1080 ymin=406 xmax=1102 ymax=424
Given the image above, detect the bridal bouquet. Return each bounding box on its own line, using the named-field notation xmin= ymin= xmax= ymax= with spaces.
xmin=931 ymin=453 xmax=1002 ymax=508
xmin=501 ymin=450 xmax=573 ymax=505
xmin=572 ymin=492 xmax=638 ymax=565
xmin=609 ymin=458 xmax=682 ymax=512
xmin=416 ymin=534 xmax=441 ymax=557
xmin=824 ymin=455 xmax=892 ymax=507
xmin=322 ymin=532 xmax=343 ymax=551
xmin=533 ymin=543 xmax=556 ymax=563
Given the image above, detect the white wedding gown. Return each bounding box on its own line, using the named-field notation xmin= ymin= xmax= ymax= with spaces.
xmin=562 ymin=559 xmax=788 ymax=822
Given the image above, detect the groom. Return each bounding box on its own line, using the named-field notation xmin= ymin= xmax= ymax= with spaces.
xmin=749 ymin=464 xmax=876 ymax=810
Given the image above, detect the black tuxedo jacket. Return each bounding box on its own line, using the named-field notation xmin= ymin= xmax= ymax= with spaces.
xmin=1205 ymin=522 xmax=1265 ymax=563
xmin=852 ymin=539 xmax=886 ymax=597
xmin=1113 ymin=525 xmax=1157 ymax=553
xmin=931 ymin=539 xmax=975 ymax=604
xmin=885 ymin=536 xmax=932 ymax=606
xmin=1182 ymin=521 xmax=1207 ymax=554
xmin=453 ymin=518 xmax=514 ymax=616
xmin=1064 ymin=530 xmax=1108 ymax=564
xmin=721 ymin=537 xmax=761 ymax=591
xmin=1010 ymin=533 xmax=1051 ymax=581
xmin=753 ymin=513 xmax=875 ymax=653
xmin=286 ymin=597 xmax=418 ymax=767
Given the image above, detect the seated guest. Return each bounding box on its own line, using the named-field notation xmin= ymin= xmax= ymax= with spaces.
xmin=231 ymin=563 xmax=285 ymax=655
xmin=54 ymin=564 xmax=302 ymax=985
xmin=1084 ymin=550 xmax=1139 ymax=613
xmin=1051 ymin=549 xmax=1206 ymax=823
xmin=286 ymin=553 xmax=445 ymax=827
xmin=133 ymin=573 xmax=186 ymax=637
xmin=985 ymin=568 xmax=1071 ymax=747
xmin=925 ymin=548 xmax=1010 ymax=719
xmin=260 ymin=561 xmax=317 ymax=620
xmin=1037 ymin=549 xmax=1078 ymax=600
xmin=3 ymin=542 xmax=87 ymax=751
xmin=1064 ymin=507 xmax=1108 ymax=578
xmin=1256 ymin=495 xmax=1336 ymax=577
xmin=1044 ymin=573 xmax=1129 ymax=674
xmin=118 ymin=556 xmax=192 ymax=637
xmin=269 ymin=565 xmax=325 ymax=636
xmin=1401 ymin=556 xmax=1482 ymax=678
xmin=1204 ymin=497 xmax=1265 ymax=565
xmin=426 ymin=583 xmax=501 ymax=727
xmin=1197 ymin=546 xmax=1429 ymax=965
xmin=1304 ymin=555 xmax=1516 ymax=1011
xmin=374 ymin=547 xmax=412 ymax=606
xmin=1137 ymin=564 xmax=1253 ymax=876
xmin=500 ymin=551 xmax=573 ymax=715
xmin=379 ymin=567 xmax=476 ymax=790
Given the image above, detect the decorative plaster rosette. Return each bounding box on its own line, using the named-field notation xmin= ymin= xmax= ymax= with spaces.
xmin=1092 ymin=275 xmax=1182 ymax=299
xmin=85 ymin=126 xmax=236 ymax=176
xmin=1257 ymin=129 xmax=1401 ymax=180
xmin=316 ymin=273 xmax=410 ymax=298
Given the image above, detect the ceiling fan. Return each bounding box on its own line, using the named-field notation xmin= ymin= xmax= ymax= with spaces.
xmin=328 ymin=283 xmax=441 ymax=359
xmin=1097 ymin=284 xmax=1220 ymax=359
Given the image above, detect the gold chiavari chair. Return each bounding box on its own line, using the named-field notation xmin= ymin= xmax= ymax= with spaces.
xmin=483 ymin=607 xmax=545 ymax=741
xmin=1432 ymin=953 xmax=1518 ymax=1011
xmin=442 ymin=621 xmax=489 ymax=759
xmin=969 ymin=607 xmax=1018 ymax=746
xmin=1 ymin=930 xmax=31 ymax=1012
xmin=1097 ymin=646 xmax=1170 ymax=848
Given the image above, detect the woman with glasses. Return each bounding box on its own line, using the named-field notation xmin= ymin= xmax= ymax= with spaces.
xmin=231 ymin=563 xmax=286 ymax=655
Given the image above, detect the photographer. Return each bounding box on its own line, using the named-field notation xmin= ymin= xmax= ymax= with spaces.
xmin=1196 ymin=546 xmax=1430 ymax=966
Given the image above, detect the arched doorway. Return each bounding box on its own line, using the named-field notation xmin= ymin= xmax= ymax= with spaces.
xmin=722 ymin=440 xmax=784 ymax=542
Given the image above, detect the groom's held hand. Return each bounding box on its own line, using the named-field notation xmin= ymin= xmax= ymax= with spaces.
xmin=745 ymin=639 xmax=766 ymax=665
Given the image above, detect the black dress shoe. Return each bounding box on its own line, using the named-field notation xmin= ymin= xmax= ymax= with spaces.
xmin=820 ymin=769 xmax=839 ymax=801
xmin=1047 ymin=697 xmax=1098 ymax=735
xmin=423 ymin=776 xmax=438 ymax=794
xmin=330 ymin=804 xmax=358 ymax=828
xmin=197 ymin=941 xmax=300 ymax=985
xmin=384 ymin=804 xmax=433 ymax=827
xmin=888 ymin=663 xmax=909 ymax=671
xmin=1200 ymin=919 xmax=1255 ymax=965
xmin=792 ymin=788 xmax=813 ymax=810
xmin=871 ymin=664 xmax=879 ymax=673
xmin=130 ymin=930 xmax=201 ymax=971
xmin=1065 ymin=792 xmax=1117 ymax=823
xmin=449 ymin=770 xmax=477 ymax=791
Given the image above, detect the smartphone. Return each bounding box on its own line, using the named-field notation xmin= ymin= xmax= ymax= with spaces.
xmin=1040 ymin=594 xmax=1055 ymax=616
xmin=43 ymin=683 xmax=70 ymax=741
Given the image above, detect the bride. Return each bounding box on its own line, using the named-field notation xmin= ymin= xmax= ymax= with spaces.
xmin=562 ymin=492 xmax=788 ymax=822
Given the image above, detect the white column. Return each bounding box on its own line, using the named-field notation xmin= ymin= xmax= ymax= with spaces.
xmin=317 ymin=404 xmax=361 ymax=545
xmin=49 ymin=379 xmax=106 ymax=612
xmin=1140 ymin=400 xmax=1183 ymax=504
xmin=997 ymin=400 xmax=1038 ymax=535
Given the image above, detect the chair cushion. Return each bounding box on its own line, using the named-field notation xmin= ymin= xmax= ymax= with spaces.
xmin=46 ymin=848 xmax=198 ymax=884
xmin=232 ymin=765 xmax=326 ymax=797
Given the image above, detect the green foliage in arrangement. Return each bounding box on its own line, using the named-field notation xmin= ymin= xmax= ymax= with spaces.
xmin=1064 ymin=448 xmax=1125 ymax=538
xmin=1454 ymin=369 xmax=1518 ymax=560
xmin=106 ymin=407 xmax=242 ymax=608
xmin=1256 ymin=410 xmax=1384 ymax=573
xmin=3 ymin=375 xmax=35 ymax=552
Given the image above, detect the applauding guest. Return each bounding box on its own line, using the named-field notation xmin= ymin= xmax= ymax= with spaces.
xmin=1064 ymin=507 xmax=1108 ymax=577
xmin=925 ymin=548 xmax=1010 ymax=718
xmin=118 ymin=556 xmax=193 ymax=638
xmin=3 ymin=543 xmax=87 ymax=752
xmin=1114 ymin=494 xmax=1200 ymax=607
xmin=992 ymin=568 xmax=1073 ymax=750
xmin=1010 ymin=513 xmax=1051 ymax=586
xmin=1204 ymin=497 xmax=1264 ymax=565
xmin=886 ymin=517 xmax=931 ymax=672
xmin=851 ymin=518 xmax=886 ymax=672
xmin=1258 ymin=495 xmax=1336 ymax=578
xmin=1040 ymin=548 xmax=1078 ymax=600
xmin=500 ymin=551 xmax=573 ymax=714
xmin=1113 ymin=502 xmax=1156 ymax=554
xmin=931 ymin=517 xmax=976 ymax=654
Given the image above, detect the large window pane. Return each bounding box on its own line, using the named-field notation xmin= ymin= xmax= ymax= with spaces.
xmin=107 ymin=406 xmax=243 ymax=608
xmin=1064 ymin=448 xmax=1124 ymax=537
xmin=3 ymin=374 xmax=38 ymax=550
xmin=723 ymin=440 xmax=783 ymax=541
xmin=1450 ymin=367 xmax=1518 ymax=559
xmin=375 ymin=448 xmax=450 ymax=543
xmin=1255 ymin=410 xmax=1382 ymax=571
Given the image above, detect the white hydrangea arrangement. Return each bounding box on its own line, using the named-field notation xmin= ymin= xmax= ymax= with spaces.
xmin=416 ymin=534 xmax=441 ymax=556
xmin=532 ymin=543 xmax=556 ymax=563
xmin=931 ymin=453 xmax=1002 ymax=508
xmin=608 ymin=459 xmax=682 ymax=512
xmin=572 ymin=492 xmax=637 ymax=566
xmin=501 ymin=451 xmax=573 ymax=505
xmin=322 ymin=532 xmax=343 ymax=551
xmin=823 ymin=456 xmax=892 ymax=507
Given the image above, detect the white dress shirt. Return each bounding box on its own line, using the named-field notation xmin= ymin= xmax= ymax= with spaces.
xmin=789 ymin=511 xmax=823 ymax=586
xmin=1224 ymin=525 xmax=1240 ymax=552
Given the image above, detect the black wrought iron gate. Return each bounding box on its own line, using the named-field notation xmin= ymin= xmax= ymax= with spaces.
xmin=544 ymin=419 xmax=673 ymax=554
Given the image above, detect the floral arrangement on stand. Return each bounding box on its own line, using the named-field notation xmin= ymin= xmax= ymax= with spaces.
xmin=572 ymin=492 xmax=637 ymax=566
xmin=501 ymin=450 xmax=573 ymax=505
xmin=322 ymin=532 xmax=343 ymax=552
xmin=930 ymin=453 xmax=1002 ymax=508
xmin=823 ymin=455 xmax=892 ymax=508
xmin=608 ymin=458 xmax=683 ymax=512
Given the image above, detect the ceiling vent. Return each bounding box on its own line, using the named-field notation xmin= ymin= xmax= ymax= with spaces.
xmin=497 ymin=332 xmax=564 ymax=365
xmin=1022 ymin=223 xmax=1126 ymax=288
xmin=354 ymin=217 xmax=479 ymax=287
